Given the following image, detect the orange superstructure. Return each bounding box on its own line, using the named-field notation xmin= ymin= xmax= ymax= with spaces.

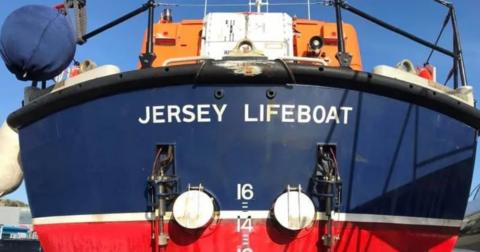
xmin=141 ymin=15 xmax=362 ymax=71
xmin=142 ymin=19 xmax=203 ymax=67
xmin=292 ymin=19 xmax=362 ymax=70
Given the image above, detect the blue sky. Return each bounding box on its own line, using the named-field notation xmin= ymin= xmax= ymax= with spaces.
xmin=1 ymin=0 xmax=479 ymax=204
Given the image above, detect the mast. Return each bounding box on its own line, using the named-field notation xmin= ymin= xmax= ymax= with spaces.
xmin=307 ymin=0 xmax=311 ymax=20
xmin=249 ymin=0 xmax=268 ymax=13
xmin=333 ymin=0 xmax=351 ymax=67
xmin=203 ymin=0 xmax=208 ymax=17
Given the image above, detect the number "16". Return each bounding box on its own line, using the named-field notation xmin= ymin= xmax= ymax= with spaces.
xmin=237 ymin=184 xmax=254 ymax=200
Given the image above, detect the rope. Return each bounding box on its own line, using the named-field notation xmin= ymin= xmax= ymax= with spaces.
xmin=424 ymin=11 xmax=451 ymax=65
xmin=471 ymin=183 xmax=480 ymax=200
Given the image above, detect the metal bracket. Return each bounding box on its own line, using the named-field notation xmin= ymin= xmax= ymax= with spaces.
xmin=311 ymin=145 xmax=342 ymax=248
xmin=64 ymin=0 xmax=86 ymax=8
xmin=139 ymin=53 xmax=157 ymax=69
xmin=434 ymin=0 xmax=452 ymax=7
xmin=332 ymin=0 xmax=352 ymax=68
xmin=287 ymin=184 xmax=303 ymax=192
xmin=149 ymin=176 xmax=178 ymax=201
xmin=140 ymin=0 xmax=157 ymax=68
xmin=336 ymin=52 xmax=352 ymax=68
xmin=188 ymin=183 xmax=205 ymax=191
xmin=148 ymin=145 xmax=177 ymax=248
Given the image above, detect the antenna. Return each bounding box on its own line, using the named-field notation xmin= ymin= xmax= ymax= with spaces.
xmin=249 ymin=0 xmax=268 ymax=13
xmin=307 ymin=0 xmax=311 ymax=19
xmin=204 ymin=0 xmax=208 ymax=17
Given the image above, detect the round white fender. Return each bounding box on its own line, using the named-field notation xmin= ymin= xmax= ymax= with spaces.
xmin=0 ymin=121 xmax=22 ymax=197
xmin=273 ymin=190 xmax=316 ymax=231
xmin=172 ymin=190 xmax=214 ymax=229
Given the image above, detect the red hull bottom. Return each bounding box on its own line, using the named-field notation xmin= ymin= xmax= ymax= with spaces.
xmin=34 ymin=219 xmax=459 ymax=252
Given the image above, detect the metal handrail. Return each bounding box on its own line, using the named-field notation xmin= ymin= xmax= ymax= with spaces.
xmin=72 ymin=0 xmax=468 ymax=86
xmin=334 ymin=0 xmax=467 ymax=88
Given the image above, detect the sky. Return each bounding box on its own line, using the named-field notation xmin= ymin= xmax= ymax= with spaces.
xmin=0 ymin=0 xmax=480 ymax=205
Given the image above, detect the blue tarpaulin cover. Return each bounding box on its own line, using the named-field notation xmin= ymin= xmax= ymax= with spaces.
xmin=0 ymin=5 xmax=76 ymax=81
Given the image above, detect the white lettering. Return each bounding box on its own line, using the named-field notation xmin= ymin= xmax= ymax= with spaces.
xmin=138 ymin=106 xmax=151 ymax=124
xmin=212 ymin=104 xmax=227 ymax=122
xmin=197 ymin=104 xmax=211 ymax=122
xmin=152 ymin=106 xmax=165 ymax=123
xmin=326 ymin=107 xmax=340 ymax=124
xmin=297 ymin=105 xmax=311 ymax=123
xmin=313 ymin=105 xmax=326 ymax=123
xmin=138 ymin=104 xmax=353 ymax=125
xmin=244 ymin=104 xmax=258 ymax=122
xmin=259 ymin=104 xmax=264 ymax=122
xmin=341 ymin=107 xmax=353 ymax=124
xmin=167 ymin=105 xmax=181 ymax=123
xmin=266 ymin=104 xmax=280 ymax=122
xmin=282 ymin=105 xmax=295 ymax=123
xmin=182 ymin=105 xmax=195 ymax=123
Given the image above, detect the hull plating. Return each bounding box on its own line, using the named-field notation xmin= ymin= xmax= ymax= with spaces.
xmin=34 ymin=219 xmax=458 ymax=252
xmin=18 ymin=83 xmax=476 ymax=250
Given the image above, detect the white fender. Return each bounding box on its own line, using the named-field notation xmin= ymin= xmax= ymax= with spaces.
xmin=0 ymin=121 xmax=22 ymax=197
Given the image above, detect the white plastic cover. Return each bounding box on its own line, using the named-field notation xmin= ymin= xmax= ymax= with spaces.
xmin=273 ymin=191 xmax=315 ymax=231
xmin=373 ymin=65 xmax=474 ymax=106
xmin=173 ymin=190 xmax=214 ymax=229
xmin=0 ymin=121 xmax=22 ymax=197
xmin=53 ymin=65 xmax=121 ymax=92
xmin=201 ymin=12 xmax=293 ymax=59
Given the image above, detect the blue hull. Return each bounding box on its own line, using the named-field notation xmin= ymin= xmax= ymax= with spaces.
xmin=18 ymin=83 xmax=476 ymax=220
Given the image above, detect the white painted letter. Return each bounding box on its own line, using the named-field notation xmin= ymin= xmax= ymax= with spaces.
xmin=212 ymin=104 xmax=227 ymax=122
xmin=259 ymin=104 xmax=264 ymax=122
xmin=244 ymin=104 xmax=258 ymax=122
xmin=266 ymin=104 xmax=280 ymax=122
xmin=167 ymin=105 xmax=181 ymax=123
xmin=313 ymin=105 xmax=326 ymax=123
xmin=138 ymin=106 xmax=151 ymax=124
xmin=340 ymin=107 xmax=353 ymax=124
xmin=197 ymin=104 xmax=211 ymax=122
xmin=281 ymin=105 xmax=295 ymax=123
xmin=152 ymin=106 xmax=165 ymax=123
xmin=326 ymin=107 xmax=340 ymax=124
xmin=182 ymin=105 xmax=196 ymax=123
xmin=297 ymin=105 xmax=311 ymax=123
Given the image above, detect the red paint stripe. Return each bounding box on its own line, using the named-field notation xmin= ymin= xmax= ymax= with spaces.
xmin=34 ymin=220 xmax=459 ymax=252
